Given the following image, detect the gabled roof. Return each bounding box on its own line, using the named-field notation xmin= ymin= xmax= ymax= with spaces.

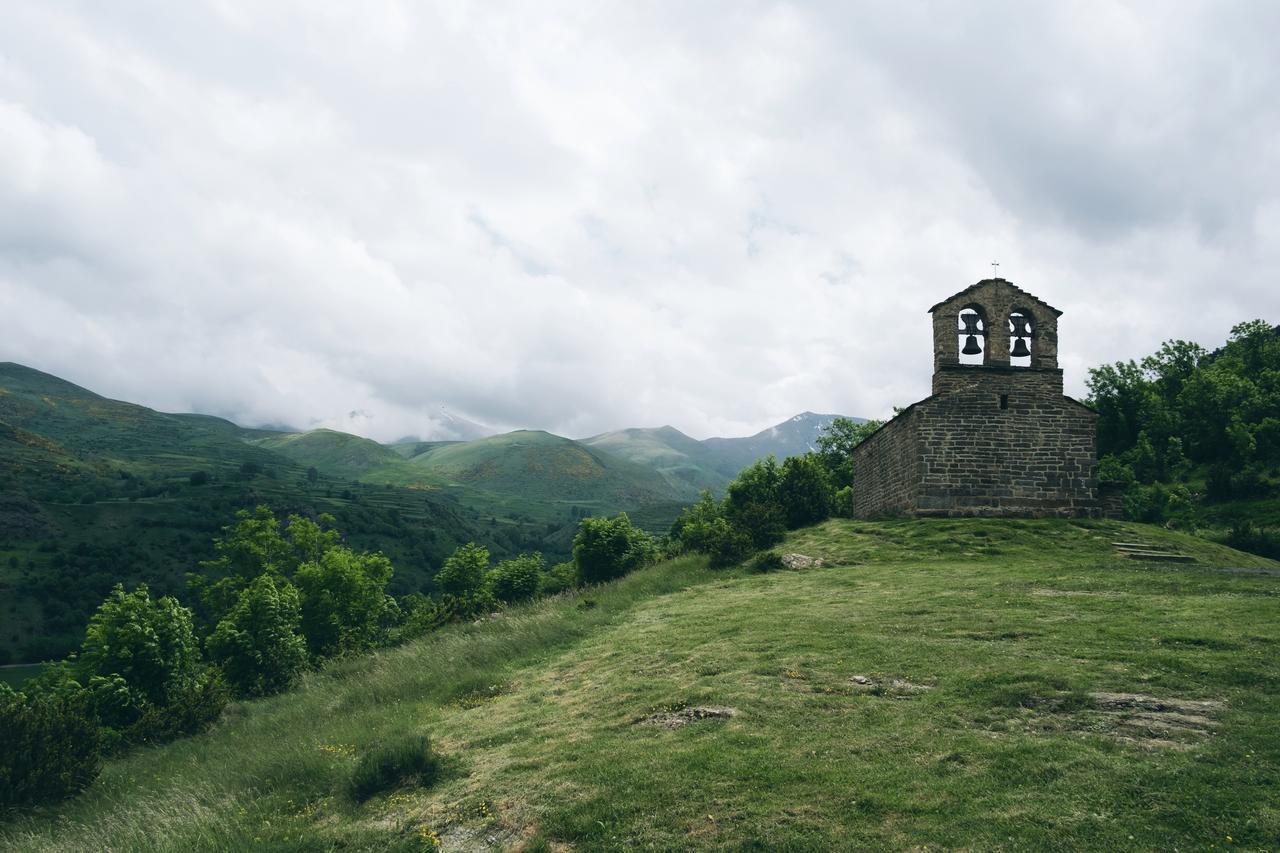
xmin=927 ymin=278 xmax=1063 ymax=317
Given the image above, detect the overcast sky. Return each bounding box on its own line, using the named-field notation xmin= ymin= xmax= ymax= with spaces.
xmin=2 ymin=2 xmax=1278 ymax=442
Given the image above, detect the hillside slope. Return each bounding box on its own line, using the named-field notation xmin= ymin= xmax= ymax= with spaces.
xmin=404 ymin=430 xmax=688 ymax=504
xmin=6 ymin=519 xmax=1278 ymax=851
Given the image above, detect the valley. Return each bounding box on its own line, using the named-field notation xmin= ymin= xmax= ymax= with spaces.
xmin=0 ymin=362 xmax=854 ymax=664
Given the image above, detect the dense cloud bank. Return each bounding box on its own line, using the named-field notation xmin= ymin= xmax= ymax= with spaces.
xmin=2 ymin=2 xmax=1278 ymax=441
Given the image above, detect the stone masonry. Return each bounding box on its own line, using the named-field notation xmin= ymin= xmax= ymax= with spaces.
xmin=851 ymin=279 xmax=1103 ymax=518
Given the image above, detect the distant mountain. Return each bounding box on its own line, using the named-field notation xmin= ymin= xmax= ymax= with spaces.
xmin=579 ymin=426 xmax=722 ymax=495
xmin=252 ymin=429 xmax=404 ymax=480
xmin=582 ymin=412 xmax=864 ymax=496
xmin=701 ymin=412 xmax=861 ymax=474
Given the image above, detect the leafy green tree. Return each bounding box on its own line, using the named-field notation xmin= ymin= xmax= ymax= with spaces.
xmin=78 ymin=584 xmax=200 ymax=709
xmin=815 ymin=417 xmax=883 ymax=488
xmin=206 ymin=574 xmax=309 ymax=697
xmin=193 ymin=505 xmax=294 ymax=622
xmin=669 ymin=490 xmax=726 ymax=552
xmin=487 ymin=553 xmax=543 ymax=604
xmin=778 ymin=454 xmax=833 ymax=528
xmin=436 ymin=542 xmax=490 ymax=597
xmin=1087 ymin=360 xmax=1159 ymax=457
xmin=294 ymin=547 xmax=395 ymax=657
xmin=724 ymin=456 xmax=781 ymax=518
xmin=573 ymin=514 xmax=656 ymax=584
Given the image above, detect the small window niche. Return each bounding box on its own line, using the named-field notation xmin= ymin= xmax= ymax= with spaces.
xmin=1009 ymin=309 xmax=1033 ymax=367
xmin=958 ymin=306 xmax=987 ymax=365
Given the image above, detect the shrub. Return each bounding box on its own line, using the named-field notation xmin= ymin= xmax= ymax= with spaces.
xmin=207 ymin=574 xmax=309 ymax=698
xmin=778 ymin=454 xmax=833 ymax=529
xmin=833 ymin=486 xmax=854 ymax=518
xmin=1223 ymin=521 xmax=1280 ymax=560
xmin=488 ymin=554 xmax=543 ymax=604
xmin=295 ymin=547 xmax=395 ymax=658
xmin=573 ymin=514 xmax=657 ymax=585
xmin=347 ymin=733 xmax=441 ymax=802
xmin=703 ymin=518 xmax=755 ymax=569
xmin=435 ymin=542 xmax=489 ymax=597
xmin=537 ymin=561 xmax=578 ymax=596
xmin=124 ymin=667 xmax=228 ymax=746
xmin=78 ymin=584 xmax=201 ymax=708
xmin=728 ymin=501 xmax=786 ymax=551
xmin=0 ymin=684 xmax=102 ymax=809
xmin=748 ymin=551 xmax=785 ymax=573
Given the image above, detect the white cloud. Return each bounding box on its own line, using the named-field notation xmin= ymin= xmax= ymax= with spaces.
xmin=1 ymin=1 xmax=1277 ymax=441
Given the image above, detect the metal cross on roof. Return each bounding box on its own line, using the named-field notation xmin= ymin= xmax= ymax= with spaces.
xmin=991 ymin=261 xmax=1000 ymax=278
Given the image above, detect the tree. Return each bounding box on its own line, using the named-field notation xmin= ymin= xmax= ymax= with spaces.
xmin=206 ymin=574 xmax=309 ymax=697
xmin=669 ymin=490 xmax=724 ymax=552
xmin=294 ymin=547 xmax=395 ymax=657
xmin=573 ymin=514 xmax=656 ymax=584
xmin=306 ymin=466 xmax=320 ymax=486
xmin=78 ymin=584 xmax=200 ymax=709
xmin=815 ymin=417 xmax=883 ymax=488
xmin=193 ymin=505 xmax=294 ymax=622
xmin=487 ymin=554 xmax=543 ymax=604
xmin=436 ymin=542 xmax=490 ymax=597
xmin=778 ymin=454 xmax=833 ymax=528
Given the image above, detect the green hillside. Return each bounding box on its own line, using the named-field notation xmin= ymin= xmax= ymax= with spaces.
xmin=403 ymin=430 xmax=687 ymax=504
xmin=581 ymin=425 xmax=729 ymax=494
xmin=6 ymin=518 xmax=1278 ymax=850
xmin=253 ymin=429 xmax=408 ymax=480
xmin=0 ymin=367 xmax=548 ymax=664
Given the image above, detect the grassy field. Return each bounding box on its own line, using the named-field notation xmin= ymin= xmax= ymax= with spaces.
xmin=3 ymin=518 xmax=1279 ymax=851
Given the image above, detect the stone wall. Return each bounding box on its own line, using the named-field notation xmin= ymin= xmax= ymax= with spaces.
xmin=913 ymin=368 xmax=1099 ymax=517
xmin=851 ymin=408 xmax=919 ymax=518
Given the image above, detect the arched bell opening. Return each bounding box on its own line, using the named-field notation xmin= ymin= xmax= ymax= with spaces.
xmin=1009 ymin=308 xmax=1033 ymax=367
xmin=957 ymin=305 xmax=988 ymax=365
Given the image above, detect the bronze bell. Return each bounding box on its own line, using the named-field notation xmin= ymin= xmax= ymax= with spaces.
xmin=1011 ymin=336 xmax=1031 ymax=358
xmin=962 ymin=335 xmax=983 ymax=355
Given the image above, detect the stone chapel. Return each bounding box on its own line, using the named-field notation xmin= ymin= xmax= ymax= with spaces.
xmin=850 ymin=278 xmax=1105 ymax=518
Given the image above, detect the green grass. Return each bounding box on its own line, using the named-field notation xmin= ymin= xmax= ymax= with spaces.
xmin=4 ymin=518 xmax=1279 ymax=850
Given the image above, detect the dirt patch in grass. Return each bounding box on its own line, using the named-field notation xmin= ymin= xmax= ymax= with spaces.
xmin=849 ymin=675 xmax=936 ymax=698
xmin=637 ymin=703 xmax=738 ymax=729
xmin=1016 ymin=691 xmax=1226 ymax=750
xmin=1085 ymin=691 xmax=1224 ymax=749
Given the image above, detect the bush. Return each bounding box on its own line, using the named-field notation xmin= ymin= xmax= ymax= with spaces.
xmin=1223 ymin=521 xmax=1280 ymax=560
xmin=748 ymin=551 xmax=785 ymax=573
xmin=78 ymin=584 xmax=201 ymax=708
xmin=778 ymin=454 xmax=833 ymax=529
xmin=207 ymin=574 xmax=309 ymax=698
xmin=435 ymin=542 xmax=489 ymax=597
xmin=702 ymin=517 xmax=755 ymax=569
xmin=0 ymin=684 xmax=102 ymax=809
xmin=573 ymin=514 xmax=657 ymax=585
xmin=488 ymin=554 xmax=543 ymax=604
xmin=347 ymin=734 xmax=441 ymax=802
xmin=833 ymin=486 xmax=854 ymax=518
xmin=124 ymin=667 xmax=228 ymax=746
xmin=537 ymin=561 xmax=577 ymax=596
xmin=728 ymin=501 xmax=787 ymax=551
